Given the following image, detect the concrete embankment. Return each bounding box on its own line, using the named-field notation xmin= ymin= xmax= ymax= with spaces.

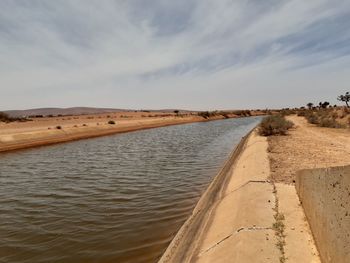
xmin=296 ymin=166 xmax=350 ymax=263
xmin=159 ymin=130 xmax=320 ymax=263
xmin=158 ymin=129 xmax=254 ymax=263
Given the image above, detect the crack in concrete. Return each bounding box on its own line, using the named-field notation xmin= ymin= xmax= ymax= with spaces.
xmin=199 ymin=226 xmax=272 ymax=256
xmin=222 ymin=180 xmax=271 ymax=200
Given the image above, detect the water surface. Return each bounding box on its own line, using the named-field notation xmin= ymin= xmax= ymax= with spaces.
xmin=0 ymin=117 xmax=261 ymax=263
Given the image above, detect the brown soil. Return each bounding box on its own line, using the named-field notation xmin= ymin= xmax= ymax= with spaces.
xmin=268 ymin=115 xmax=350 ymax=184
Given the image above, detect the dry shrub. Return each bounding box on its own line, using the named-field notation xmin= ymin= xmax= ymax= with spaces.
xmin=331 ymin=112 xmax=338 ymax=119
xmin=305 ymin=111 xmax=319 ymax=124
xmin=0 ymin=112 xmax=12 ymax=122
xmin=259 ymin=115 xmax=294 ymax=136
xmin=197 ymin=111 xmax=211 ymax=119
xmin=318 ymin=117 xmax=343 ymax=128
xmin=0 ymin=112 xmax=24 ymax=123
xmin=280 ymin=109 xmax=296 ymax=116
xmin=304 ymin=109 xmax=344 ymax=128
xmin=297 ymin=110 xmax=307 ymax=116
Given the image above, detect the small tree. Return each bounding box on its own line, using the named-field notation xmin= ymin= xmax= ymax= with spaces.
xmin=337 ymin=92 xmax=350 ymax=107
xmin=306 ymin=103 xmax=313 ymax=109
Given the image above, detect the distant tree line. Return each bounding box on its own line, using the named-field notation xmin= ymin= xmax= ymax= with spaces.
xmin=304 ymin=91 xmax=350 ymax=110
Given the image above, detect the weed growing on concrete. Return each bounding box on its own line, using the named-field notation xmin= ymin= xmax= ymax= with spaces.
xmin=272 ymin=183 xmax=287 ymax=263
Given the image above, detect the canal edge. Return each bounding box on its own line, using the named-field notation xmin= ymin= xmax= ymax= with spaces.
xmin=157 ymin=126 xmax=256 ymax=263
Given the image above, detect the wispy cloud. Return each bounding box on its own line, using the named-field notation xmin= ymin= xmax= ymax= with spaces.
xmin=1 ymin=0 xmax=350 ymax=110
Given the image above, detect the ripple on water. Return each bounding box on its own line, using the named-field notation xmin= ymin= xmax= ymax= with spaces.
xmin=0 ymin=117 xmax=262 ymax=263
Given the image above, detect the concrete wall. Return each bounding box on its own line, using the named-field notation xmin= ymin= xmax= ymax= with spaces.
xmin=296 ymin=166 xmax=350 ymax=263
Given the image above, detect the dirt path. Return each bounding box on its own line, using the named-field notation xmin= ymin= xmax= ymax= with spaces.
xmin=269 ymin=115 xmax=350 ymax=184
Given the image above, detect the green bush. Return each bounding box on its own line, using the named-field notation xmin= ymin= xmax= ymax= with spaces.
xmin=259 ymin=115 xmax=294 ymax=136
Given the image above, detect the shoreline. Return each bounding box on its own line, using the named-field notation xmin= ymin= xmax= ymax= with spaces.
xmin=158 ymin=127 xmax=253 ymax=262
xmin=159 ymin=120 xmax=323 ymax=263
xmin=0 ymin=115 xmax=231 ymax=153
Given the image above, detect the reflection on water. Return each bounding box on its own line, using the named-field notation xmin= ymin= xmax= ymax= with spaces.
xmin=0 ymin=117 xmax=261 ymax=263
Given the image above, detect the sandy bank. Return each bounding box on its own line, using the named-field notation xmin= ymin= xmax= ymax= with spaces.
xmin=0 ymin=114 xmax=229 ymax=153
xmin=159 ymin=128 xmax=320 ymax=263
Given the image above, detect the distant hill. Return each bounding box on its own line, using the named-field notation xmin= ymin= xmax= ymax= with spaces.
xmin=4 ymin=107 xmax=192 ymax=118
xmin=4 ymin=107 xmax=129 ymax=118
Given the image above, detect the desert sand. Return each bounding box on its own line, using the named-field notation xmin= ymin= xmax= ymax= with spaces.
xmin=269 ymin=115 xmax=350 ymax=184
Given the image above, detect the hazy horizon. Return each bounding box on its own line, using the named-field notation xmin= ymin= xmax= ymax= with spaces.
xmin=1 ymin=0 xmax=350 ymax=111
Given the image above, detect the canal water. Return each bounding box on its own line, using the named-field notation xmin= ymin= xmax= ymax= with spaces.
xmin=0 ymin=117 xmax=261 ymax=263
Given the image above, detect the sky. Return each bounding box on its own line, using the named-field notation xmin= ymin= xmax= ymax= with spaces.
xmin=1 ymin=0 xmax=350 ymax=111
